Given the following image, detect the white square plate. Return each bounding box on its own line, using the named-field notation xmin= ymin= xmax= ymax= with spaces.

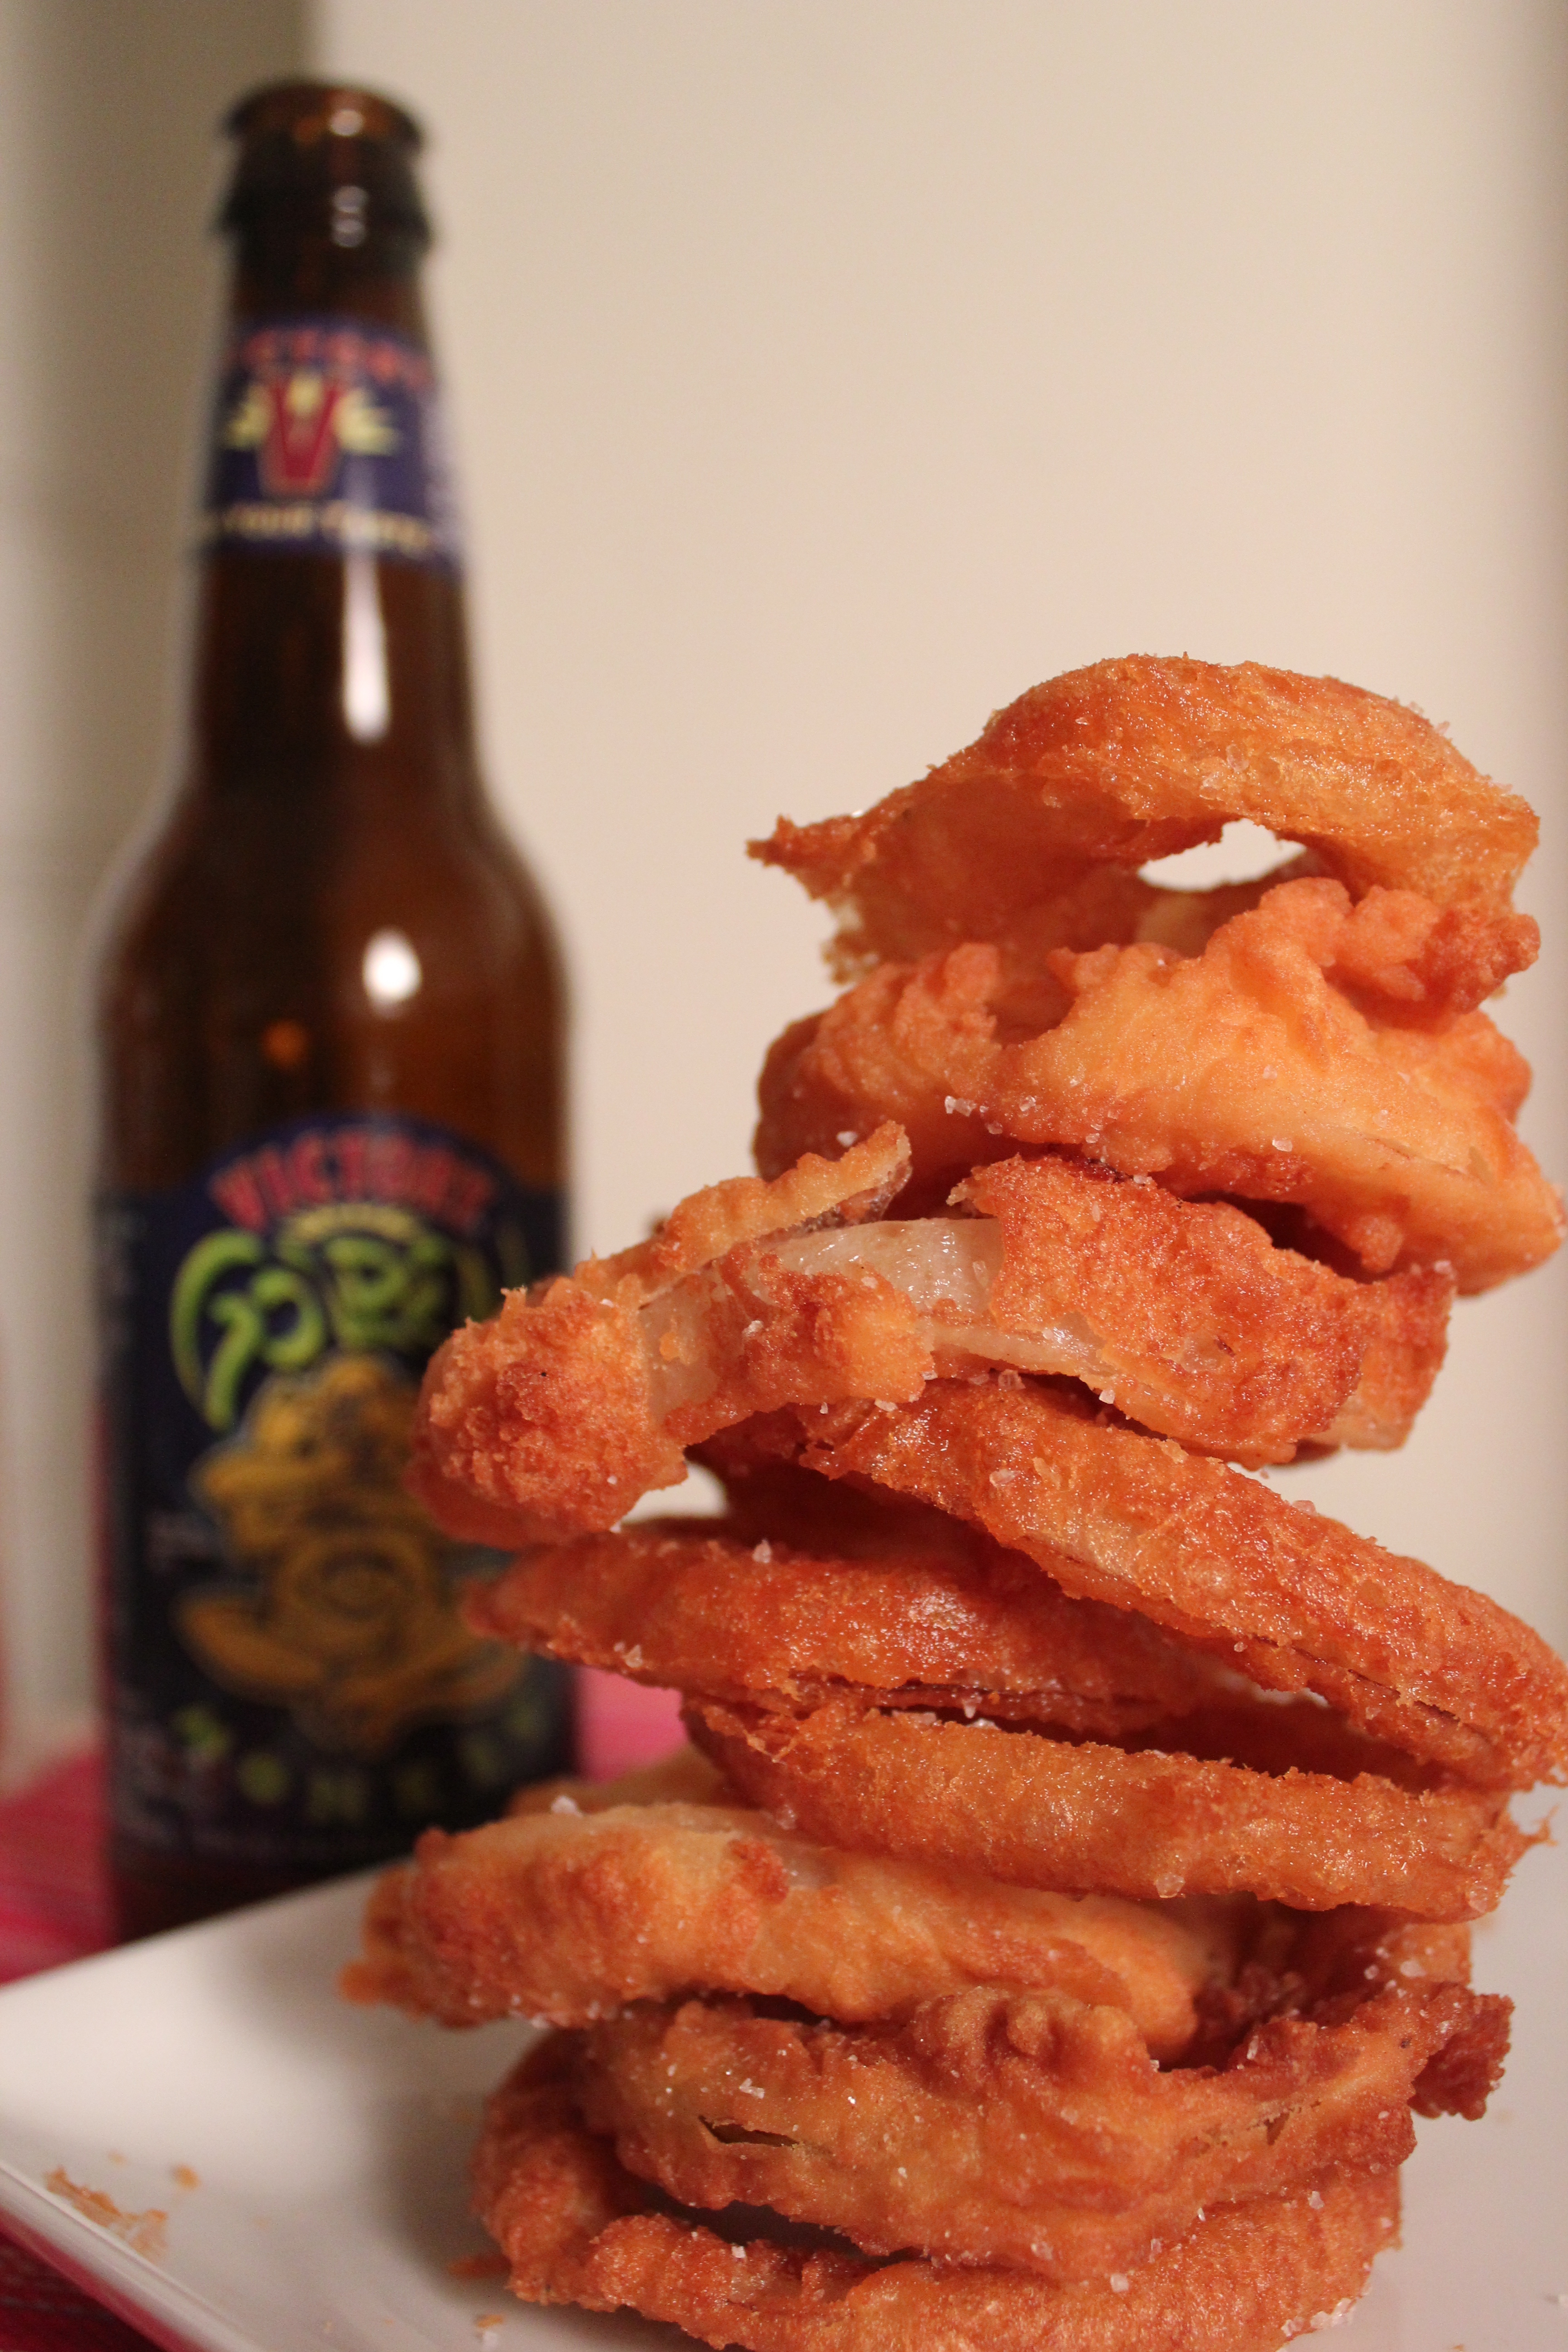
xmin=0 ymin=1831 xmax=1563 ymax=2352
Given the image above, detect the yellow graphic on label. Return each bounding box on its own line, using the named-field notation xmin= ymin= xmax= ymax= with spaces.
xmin=178 ymin=1352 xmax=518 ymax=1755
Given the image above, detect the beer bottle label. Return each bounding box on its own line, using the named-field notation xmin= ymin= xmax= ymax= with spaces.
xmin=201 ymin=315 xmax=461 ymax=566
xmin=97 ymin=1113 xmax=570 ymax=1876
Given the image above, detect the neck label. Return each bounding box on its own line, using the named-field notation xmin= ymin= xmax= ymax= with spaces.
xmin=202 ymin=314 xmax=461 ymax=566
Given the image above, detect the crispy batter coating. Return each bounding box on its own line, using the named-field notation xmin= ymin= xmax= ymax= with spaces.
xmin=467 ymin=1521 xmax=1220 ymax=1735
xmin=580 ymin=1968 xmax=1502 ymax=2282
xmin=955 ymin=1155 xmax=1450 ymax=1458
xmin=407 ymin=1127 xmax=910 ymax=1545
xmin=405 ymin=1139 xmax=1455 ymax=1551
xmin=751 ymin=656 xmax=1538 ymax=974
xmin=577 ymin=1123 xmax=913 ymax=1309
xmin=470 ymin=1519 xmax=1490 ymax=1811
xmin=645 ymin=1154 xmax=1451 ymax=1468
xmin=686 ymin=1694 xmax=1528 ymax=1917
xmin=755 ymin=879 xmax=1562 ymax=1290
xmin=343 ymin=1776 xmax=1236 ymax=2057
xmin=475 ymin=2034 xmax=1401 ymax=2352
xmin=733 ymin=1381 xmax=1568 ymax=1789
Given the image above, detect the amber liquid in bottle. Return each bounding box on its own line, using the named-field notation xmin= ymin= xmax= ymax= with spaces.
xmin=95 ymin=83 xmax=570 ymax=1938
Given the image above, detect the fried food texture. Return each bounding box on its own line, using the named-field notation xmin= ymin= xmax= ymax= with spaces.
xmin=343 ymin=1759 xmax=1237 ymax=2057
xmin=686 ymin=1692 xmax=1529 ymax=1917
xmin=755 ymin=878 xmax=1561 ymax=1289
xmin=466 ymin=1519 xmax=1220 ymax=1731
xmin=720 ymin=1382 xmax=1568 ymax=1791
xmin=404 ymin=1134 xmax=1457 ymax=1553
xmin=407 ymin=1125 xmax=912 ymax=1544
xmin=953 ymin=1153 xmax=1451 ymax=1458
xmin=475 ymin=2034 xmax=1402 ymax=2352
xmin=579 ymin=1969 xmax=1501 ymax=2280
xmin=460 ymin=1516 xmax=1536 ymax=1914
xmin=750 ymin=656 xmax=1539 ymax=972
xmin=372 ymin=658 xmax=1563 ymax=2347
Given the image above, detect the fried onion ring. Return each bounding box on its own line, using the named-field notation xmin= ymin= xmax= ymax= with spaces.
xmin=470 ymin=1520 xmax=1490 ymax=1799
xmin=752 ymin=656 xmax=1538 ymax=974
xmin=467 ymin=1521 xmax=1220 ymax=1737
xmin=578 ymin=1970 xmax=1502 ymax=2282
xmin=686 ymin=1693 xmax=1528 ymax=1917
xmin=343 ymin=1769 xmax=1236 ymax=2056
xmin=755 ymin=879 xmax=1562 ymax=1289
xmin=729 ymin=1381 xmax=1568 ymax=1788
xmin=655 ymin=1152 xmax=1450 ymax=1468
xmin=476 ymin=2034 xmax=1401 ymax=2352
xmin=406 ymin=1134 xmax=1456 ymax=1551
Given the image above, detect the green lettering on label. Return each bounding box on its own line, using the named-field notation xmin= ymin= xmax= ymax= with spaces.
xmin=171 ymin=1230 xmax=265 ymax=1421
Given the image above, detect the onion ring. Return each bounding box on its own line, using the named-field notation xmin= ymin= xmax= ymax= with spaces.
xmin=343 ymin=1769 xmax=1237 ymax=2056
xmin=755 ymin=878 xmax=1562 ymax=1290
xmin=751 ymin=656 xmax=1538 ymax=974
xmin=686 ymin=1692 xmax=1528 ymax=1917
xmin=475 ymin=2034 xmax=1401 ymax=2352
xmin=578 ymin=1969 xmax=1502 ymax=2282
xmin=406 ymin=1132 xmax=1456 ymax=1554
xmin=467 ymin=1521 xmax=1221 ymax=1737
xmin=729 ymin=1380 xmax=1568 ymax=1789
xmin=470 ymin=1520 xmax=1484 ymax=1804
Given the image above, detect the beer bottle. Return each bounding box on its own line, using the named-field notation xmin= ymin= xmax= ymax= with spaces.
xmin=93 ymin=81 xmax=572 ymax=1939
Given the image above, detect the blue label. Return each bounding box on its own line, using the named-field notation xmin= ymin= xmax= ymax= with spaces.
xmin=202 ymin=315 xmax=461 ymax=566
xmin=98 ymin=1113 xmax=569 ymax=1874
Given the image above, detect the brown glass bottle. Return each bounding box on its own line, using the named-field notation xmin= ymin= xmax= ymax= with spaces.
xmin=94 ymin=83 xmax=571 ymax=1939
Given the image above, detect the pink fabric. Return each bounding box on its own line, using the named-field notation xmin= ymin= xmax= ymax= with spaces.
xmin=0 ymin=2232 xmax=162 ymax=2352
xmin=573 ymin=1666 xmax=686 ymax=1782
xmin=0 ymin=1750 xmax=149 ymax=2350
xmin=0 ymin=1754 xmax=112 ymax=1988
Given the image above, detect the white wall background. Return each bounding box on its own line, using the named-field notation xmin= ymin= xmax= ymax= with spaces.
xmin=2 ymin=0 xmax=1565 ymax=1759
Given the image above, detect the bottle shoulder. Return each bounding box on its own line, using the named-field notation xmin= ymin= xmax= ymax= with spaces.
xmin=95 ymin=777 xmax=567 ymax=1192
xmin=98 ymin=776 xmax=561 ymax=987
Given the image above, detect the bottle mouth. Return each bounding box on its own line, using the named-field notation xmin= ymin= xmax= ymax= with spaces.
xmin=219 ymin=79 xmax=429 ymax=247
xmin=225 ymin=80 xmax=422 ymax=152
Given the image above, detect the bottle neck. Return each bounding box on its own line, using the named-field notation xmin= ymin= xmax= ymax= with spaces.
xmin=187 ymin=546 xmax=479 ymax=805
xmin=186 ymin=237 xmax=479 ymax=808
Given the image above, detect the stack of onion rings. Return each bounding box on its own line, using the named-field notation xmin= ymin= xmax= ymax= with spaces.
xmin=474 ymin=2032 xmax=1401 ymax=2352
xmin=354 ymin=659 xmax=1567 ymax=2347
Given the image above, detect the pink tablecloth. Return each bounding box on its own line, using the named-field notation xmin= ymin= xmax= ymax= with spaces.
xmin=0 ymin=1675 xmax=683 ymax=2350
xmin=0 ymin=1750 xmax=144 ymax=2352
xmin=0 ymin=1754 xmax=113 ymax=1989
